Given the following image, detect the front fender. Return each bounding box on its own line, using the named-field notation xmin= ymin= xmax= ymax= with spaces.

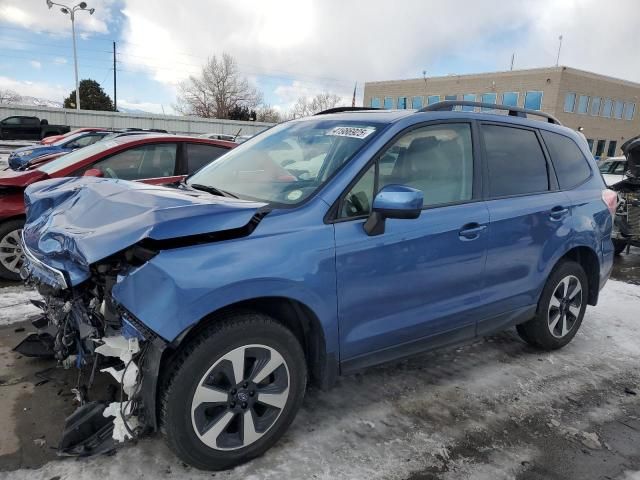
xmin=111 ymin=218 xmax=338 ymax=355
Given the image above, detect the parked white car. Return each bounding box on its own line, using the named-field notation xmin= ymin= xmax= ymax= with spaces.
xmin=599 ymin=156 xmax=627 ymax=186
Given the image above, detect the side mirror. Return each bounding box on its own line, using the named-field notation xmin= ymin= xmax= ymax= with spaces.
xmin=364 ymin=184 xmax=423 ymax=236
xmin=83 ymin=168 xmax=103 ymax=178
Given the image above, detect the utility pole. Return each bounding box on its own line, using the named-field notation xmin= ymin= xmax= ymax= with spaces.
xmin=556 ymin=35 xmax=563 ymax=67
xmin=113 ymin=41 xmax=117 ymax=111
xmin=46 ymin=1 xmax=95 ymax=110
xmin=510 ymin=52 xmax=515 ymax=71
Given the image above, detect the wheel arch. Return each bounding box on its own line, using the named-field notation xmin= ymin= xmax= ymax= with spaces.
xmin=557 ymin=245 xmax=600 ymax=306
xmin=167 ymin=296 xmax=337 ymax=391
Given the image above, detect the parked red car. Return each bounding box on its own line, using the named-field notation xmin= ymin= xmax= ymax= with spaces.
xmin=40 ymin=127 xmax=109 ymax=145
xmin=0 ymin=134 xmax=236 ymax=280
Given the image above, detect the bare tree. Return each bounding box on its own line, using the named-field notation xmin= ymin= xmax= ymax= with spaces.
xmin=291 ymin=92 xmax=343 ymax=118
xmin=175 ymin=53 xmax=263 ymax=119
xmin=0 ymin=89 xmax=21 ymax=104
xmin=256 ymin=104 xmax=282 ymax=123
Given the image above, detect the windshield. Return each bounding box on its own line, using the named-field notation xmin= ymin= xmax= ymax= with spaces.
xmin=52 ymin=131 xmax=87 ymax=146
xmin=187 ymin=119 xmax=383 ymax=205
xmin=38 ymin=140 xmax=119 ymax=174
xmin=599 ymin=160 xmax=626 ymax=174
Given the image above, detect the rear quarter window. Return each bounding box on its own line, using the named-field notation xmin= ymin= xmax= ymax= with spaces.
xmin=482 ymin=124 xmax=549 ymax=197
xmin=541 ymin=130 xmax=592 ymax=189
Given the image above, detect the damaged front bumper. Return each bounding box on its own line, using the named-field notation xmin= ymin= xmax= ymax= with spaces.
xmin=15 ymin=236 xmax=167 ymax=457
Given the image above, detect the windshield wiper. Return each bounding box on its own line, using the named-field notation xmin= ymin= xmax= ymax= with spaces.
xmin=189 ymin=183 xmax=238 ymax=198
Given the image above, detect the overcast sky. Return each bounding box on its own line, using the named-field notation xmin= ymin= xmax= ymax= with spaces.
xmin=1 ymin=0 xmax=639 ymax=114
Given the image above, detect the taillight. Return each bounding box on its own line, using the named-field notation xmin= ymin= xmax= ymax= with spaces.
xmin=602 ymin=189 xmax=618 ymax=217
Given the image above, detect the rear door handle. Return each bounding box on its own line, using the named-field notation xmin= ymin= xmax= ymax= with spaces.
xmin=459 ymin=223 xmax=487 ymax=240
xmin=549 ymin=206 xmax=569 ymax=220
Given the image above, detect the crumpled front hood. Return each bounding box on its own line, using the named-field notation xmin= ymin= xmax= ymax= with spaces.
xmin=23 ymin=177 xmax=268 ymax=285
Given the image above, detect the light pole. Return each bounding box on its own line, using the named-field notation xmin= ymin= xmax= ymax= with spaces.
xmin=555 ymin=34 xmax=563 ymax=67
xmin=45 ymin=0 xmax=95 ymax=110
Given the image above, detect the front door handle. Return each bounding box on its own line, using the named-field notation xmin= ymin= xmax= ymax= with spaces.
xmin=550 ymin=206 xmax=569 ymax=220
xmin=459 ymin=223 xmax=487 ymax=240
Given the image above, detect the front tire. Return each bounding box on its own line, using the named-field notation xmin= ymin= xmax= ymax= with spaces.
xmin=517 ymin=260 xmax=588 ymax=350
xmin=160 ymin=312 xmax=307 ymax=470
xmin=0 ymin=219 xmax=26 ymax=281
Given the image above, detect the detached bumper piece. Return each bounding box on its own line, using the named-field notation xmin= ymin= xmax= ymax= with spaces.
xmin=13 ymin=332 xmax=55 ymax=358
xmin=58 ymin=401 xmax=115 ymax=457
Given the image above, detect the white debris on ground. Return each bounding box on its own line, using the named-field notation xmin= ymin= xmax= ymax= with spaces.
xmin=1 ymin=279 xmax=639 ymax=480
xmin=0 ymin=286 xmax=41 ymax=326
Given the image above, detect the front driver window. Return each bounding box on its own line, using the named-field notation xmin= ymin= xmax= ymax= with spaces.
xmin=91 ymin=143 xmax=177 ymax=180
xmin=378 ymin=123 xmax=473 ymax=206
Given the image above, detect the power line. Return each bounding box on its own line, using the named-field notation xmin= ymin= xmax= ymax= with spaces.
xmin=0 ymin=36 xmax=111 ymax=54
xmin=0 ymin=52 xmax=112 ymax=69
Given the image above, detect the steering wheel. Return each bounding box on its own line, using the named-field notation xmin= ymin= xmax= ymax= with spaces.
xmin=104 ymin=167 xmax=118 ymax=179
xmin=343 ymin=192 xmax=367 ymax=216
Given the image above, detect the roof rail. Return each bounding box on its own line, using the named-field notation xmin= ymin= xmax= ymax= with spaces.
xmin=418 ymin=101 xmax=562 ymax=125
xmin=314 ymin=107 xmax=381 ymax=115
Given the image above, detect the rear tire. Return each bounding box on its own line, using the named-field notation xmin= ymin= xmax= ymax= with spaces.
xmin=0 ymin=219 xmax=25 ymax=281
xmin=160 ymin=312 xmax=307 ymax=470
xmin=517 ymin=260 xmax=588 ymax=350
xmin=613 ymin=238 xmax=628 ymax=256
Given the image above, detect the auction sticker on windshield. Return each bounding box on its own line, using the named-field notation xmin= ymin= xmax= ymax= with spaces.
xmin=327 ymin=126 xmax=376 ymax=139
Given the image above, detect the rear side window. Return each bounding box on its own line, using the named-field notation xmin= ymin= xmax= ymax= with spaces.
xmin=90 ymin=143 xmax=177 ymax=180
xmin=186 ymin=143 xmax=229 ymax=173
xmin=541 ymin=131 xmax=591 ymax=189
xmin=482 ymin=125 xmax=549 ymax=197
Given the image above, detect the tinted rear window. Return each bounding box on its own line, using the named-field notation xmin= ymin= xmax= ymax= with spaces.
xmin=186 ymin=143 xmax=229 ymax=173
xmin=541 ymin=130 xmax=592 ymax=189
xmin=482 ymin=125 xmax=549 ymax=197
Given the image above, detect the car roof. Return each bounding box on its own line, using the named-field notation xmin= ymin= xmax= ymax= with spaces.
xmin=302 ymin=109 xmax=415 ymax=123
xmin=309 ymin=107 xmax=580 ymax=141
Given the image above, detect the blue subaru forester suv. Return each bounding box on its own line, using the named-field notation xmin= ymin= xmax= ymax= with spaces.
xmin=19 ymin=101 xmax=616 ymax=469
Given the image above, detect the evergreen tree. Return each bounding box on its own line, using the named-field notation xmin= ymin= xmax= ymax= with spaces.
xmin=64 ymin=79 xmax=114 ymax=111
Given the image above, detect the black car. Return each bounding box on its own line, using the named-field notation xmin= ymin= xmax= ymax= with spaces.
xmin=0 ymin=116 xmax=70 ymax=140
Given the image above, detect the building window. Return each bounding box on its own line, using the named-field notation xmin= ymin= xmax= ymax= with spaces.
xmin=370 ymin=97 xmax=381 ymax=108
xmin=397 ymin=96 xmax=407 ymax=109
xmin=595 ymin=139 xmax=606 ymax=158
xmin=411 ymin=96 xmax=423 ymax=109
xmin=590 ymin=97 xmax=601 ymax=116
xmin=607 ymin=140 xmax=618 ymax=157
xmin=577 ymin=95 xmax=589 ymax=114
xmin=502 ymin=92 xmax=519 ymax=107
xmin=383 ymin=97 xmax=394 ymax=109
xmin=587 ymin=139 xmax=594 ymax=152
xmin=614 ymin=100 xmax=624 ymax=119
xmin=524 ymin=91 xmax=543 ymax=110
xmin=602 ymin=98 xmax=613 ymax=118
xmin=481 ymin=92 xmax=497 ymax=111
xmin=444 ymin=94 xmax=457 ymax=101
xmin=427 ymin=95 xmax=440 ymax=105
xmin=564 ymin=92 xmax=576 ymax=112
xmin=462 ymin=93 xmax=477 ymax=111
xmin=624 ymin=102 xmax=636 ymax=120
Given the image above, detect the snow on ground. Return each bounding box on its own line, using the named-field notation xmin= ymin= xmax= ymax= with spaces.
xmin=1 ymin=279 xmax=639 ymax=479
xmin=0 ymin=286 xmax=40 ymax=326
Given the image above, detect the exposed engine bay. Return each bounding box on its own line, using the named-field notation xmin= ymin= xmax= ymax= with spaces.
xmin=611 ymin=135 xmax=640 ymax=251
xmin=15 ymin=244 xmax=166 ymax=456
